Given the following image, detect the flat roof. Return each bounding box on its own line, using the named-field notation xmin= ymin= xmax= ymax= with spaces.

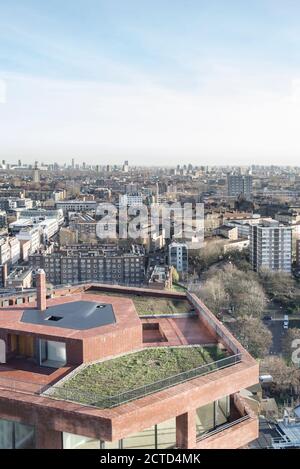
xmin=21 ymin=300 xmax=116 ymax=330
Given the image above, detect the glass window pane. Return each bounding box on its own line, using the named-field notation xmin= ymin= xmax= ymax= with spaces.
xmin=15 ymin=422 xmax=35 ymax=449
xmin=196 ymin=402 xmax=215 ymax=437
xmin=0 ymin=419 xmax=13 ymax=449
xmin=104 ymin=440 xmax=120 ymax=449
xmin=216 ymin=396 xmax=230 ymax=427
xmin=123 ymin=426 xmax=155 ymax=449
xmin=157 ymin=418 xmax=176 ymax=449
xmin=63 ymin=432 xmax=100 ymax=449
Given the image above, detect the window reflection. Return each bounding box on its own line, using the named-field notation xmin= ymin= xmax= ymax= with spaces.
xmin=196 ymin=396 xmax=230 ymax=437
xmin=0 ymin=419 xmax=35 ymax=449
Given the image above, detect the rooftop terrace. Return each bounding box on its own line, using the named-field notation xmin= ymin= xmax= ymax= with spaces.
xmin=47 ymin=346 xmax=238 ymax=408
xmin=0 ymin=284 xmax=254 ymax=413
xmin=88 ymin=289 xmax=192 ymax=316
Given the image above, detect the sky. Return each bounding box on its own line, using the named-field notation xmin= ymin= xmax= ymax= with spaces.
xmin=1 ymin=0 xmax=300 ymax=166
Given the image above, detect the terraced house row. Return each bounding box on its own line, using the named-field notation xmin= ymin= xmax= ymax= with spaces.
xmin=0 ymin=270 xmax=259 ymax=449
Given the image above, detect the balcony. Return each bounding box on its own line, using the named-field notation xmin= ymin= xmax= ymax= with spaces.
xmin=196 ymin=395 xmax=258 ymax=449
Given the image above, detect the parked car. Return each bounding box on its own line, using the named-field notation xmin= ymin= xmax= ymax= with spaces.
xmin=263 ymin=315 xmax=272 ymax=321
xmin=283 ymin=314 xmax=289 ymax=329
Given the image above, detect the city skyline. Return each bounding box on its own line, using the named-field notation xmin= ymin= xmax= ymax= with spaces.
xmin=1 ymin=1 xmax=300 ymax=165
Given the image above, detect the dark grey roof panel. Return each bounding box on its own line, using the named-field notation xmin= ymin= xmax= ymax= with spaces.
xmin=21 ymin=301 xmax=115 ymax=330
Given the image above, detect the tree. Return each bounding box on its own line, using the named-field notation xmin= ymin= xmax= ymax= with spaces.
xmin=258 ymin=268 xmax=296 ymax=306
xmin=230 ymin=317 xmax=272 ymax=358
xmin=229 ymin=278 xmax=266 ymax=317
xmin=260 ymin=356 xmax=300 ymax=399
xmin=189 ymin=241 xmax=224 ymax=274
xmin=216 ymin=264 xmax=266 ymax=317
xmin=197 ymin=277 xmax=228 ymax=315
xmin=194 ymin=263 xmax=266 ymax=318
xmin=171 ymin=268 xmax=180 ymax=284
xmin=223 ymin=248 xmax=251 ymax=272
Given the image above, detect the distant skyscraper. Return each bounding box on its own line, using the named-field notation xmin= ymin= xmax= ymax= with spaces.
xmin=123 ymin=160 xmax=129 ymax=172
xmin=227 ymin=173 xmax=253 ymax=197
xmin=33 ymin=161 xmax=40 ymax=183
xmin=71 ymin=158 xmax=75 ymax=169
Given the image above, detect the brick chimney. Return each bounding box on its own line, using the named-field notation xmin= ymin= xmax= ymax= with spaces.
xmin=36 ymin=269 xmax=46 ymax=311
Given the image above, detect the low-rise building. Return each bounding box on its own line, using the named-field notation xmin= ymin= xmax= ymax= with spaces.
xmin=6 ymin=267 xmax=33 ymax=290
xmin=223 ymin=238 xmax=250 ymax=254
xmin=0 ymin=239 xmax=10 ymax=265
xmin=0 ymin=236 xmax=20 ymax=266
xmin=56 ymin=200 xmax=97 ymax=214
xmin=215 ymin=225 xmax=238 ymax=240
xmin=9 ymin=237 xmax=20 ymax=265
xmin=17 ymin=227 xmax=40 ymax=255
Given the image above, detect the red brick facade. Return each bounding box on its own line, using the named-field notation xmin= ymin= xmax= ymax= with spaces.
xmin=0 ymin=283 xmax=259 ymax=449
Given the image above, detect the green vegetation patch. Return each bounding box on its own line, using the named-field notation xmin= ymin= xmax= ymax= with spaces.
xmin=87 ymin=289 xmax=191 ymax=315
xmin=53 ymin=346 xmax=226 ymax=405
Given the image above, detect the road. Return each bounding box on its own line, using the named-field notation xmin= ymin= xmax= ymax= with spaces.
xmin=263 ymin=319 xmax=300 ymax=354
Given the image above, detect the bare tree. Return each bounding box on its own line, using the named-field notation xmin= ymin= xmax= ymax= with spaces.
xmin=197 ymin=277 xmax=228 ymax=315
xmin=230 ymin=317 xmax=272 ymax=358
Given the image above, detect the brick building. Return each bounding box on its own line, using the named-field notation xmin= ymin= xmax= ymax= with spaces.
xmin=0 ymin=272 xmax=259 ymax=449
xmin=29 ymin=248 xmax=145 ymax=286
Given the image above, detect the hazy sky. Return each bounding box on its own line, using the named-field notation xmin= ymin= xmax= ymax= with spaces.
xmin=1 ymin=0 xmax=300 ymax=166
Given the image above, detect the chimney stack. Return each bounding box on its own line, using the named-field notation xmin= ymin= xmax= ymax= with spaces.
xmin=36 ymin=269 xmax=46 ymax=311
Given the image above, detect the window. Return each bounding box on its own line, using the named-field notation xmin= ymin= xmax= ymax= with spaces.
xmin=0 ymin=419 xmax=35 ymax=449
xmin=63 ymin=433 xmax=100 ymax=449
xmin=157 ymin=418 xmax=176 ymax=449
xmin=39 ymin=339 xmax=67 ymax=368
xmin=196 ymin=402 xmax=214 ymax=436
xmin=196 ymin=396 xmax=230 ymax=437
xmin=123 ymin=426 xmax=155 ymax=449
xmin=102 ymin=418 xmax=176 ymax=449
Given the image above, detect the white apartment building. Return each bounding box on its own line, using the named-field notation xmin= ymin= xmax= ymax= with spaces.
xmin=9 ymin=237 xmax=21 ymax=264
xmin=0 ymin=238 xmax=11 ymax=265
xmin=21 ymin=209 xmax=64 ymax=225
xmin=0 ymin=237 xmax=20 ymax=265
xmin=249 ymin=222 xmax=292 ymax=273
xmin=17 ymin=227 xmax=40 ymax=254
xmin=56 ymin=200 xmax=97 ymax=214
xmin=225 ymin=217 xmax=273 ymax=239
xmin=9 ymin=211 xmax=61 ymax=243
xmin=168 ymin=242 xmax=188 ymax=272
xmin=39 ymin=219 xmax=59 ymax=243
xmin=119 ymin=193 xmax=144 ymax=208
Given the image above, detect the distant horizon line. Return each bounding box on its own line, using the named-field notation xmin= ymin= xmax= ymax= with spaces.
xmin=1 ymin=161 xmax=300 ymax=170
